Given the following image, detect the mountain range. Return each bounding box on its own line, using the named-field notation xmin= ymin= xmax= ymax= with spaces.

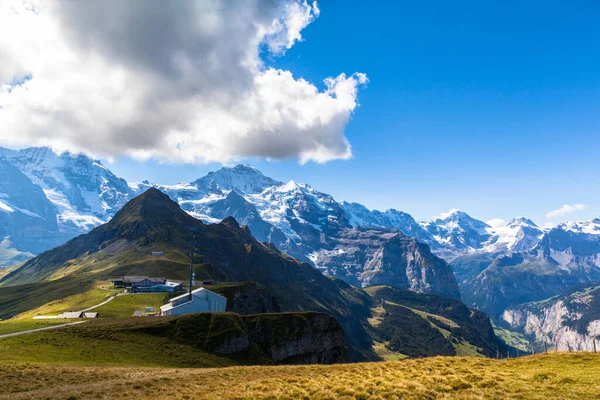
xmin=1 ymin=146 xmax=600 ymax=325
xmin=0 ymin=188 xmax=506 ymax=360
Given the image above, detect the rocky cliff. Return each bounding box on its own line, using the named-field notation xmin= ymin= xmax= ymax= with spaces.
xmin=139 ymin=312 xmax=348 ymax=365
xmin=211 ymin=282 xmax=281 ymax=315
xmin=313 ymin=227 xmax=461 ymax=299
xmin=501 ymin=283 xmax=600 ymax=352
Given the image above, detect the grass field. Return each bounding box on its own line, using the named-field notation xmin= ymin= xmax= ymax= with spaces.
xmin=93 ymin=293 xmax=176 ymax=318
xmin=16 ymin=288 xmax=119 ymax=319
xmin=0 ymin=319 xmax=65 ymax=335
xmin=0 ymin=353 xmax=597 ymax=399
xmin=0 ymin=318 xmax=235 ymax=368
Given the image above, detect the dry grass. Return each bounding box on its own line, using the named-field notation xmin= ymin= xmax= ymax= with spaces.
xmin=0 ymin=353 xmax=598 ymax=399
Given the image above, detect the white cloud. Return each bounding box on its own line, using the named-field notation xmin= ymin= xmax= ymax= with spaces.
xmin=436 ymin=208 xmax=460 ymax=220
xmin=546 ymin=204 xmax=586 ymax=219
xmin=486 ymin=218 xmax=506 ymax=228
xmin=0 ymin=0 xmax=366 ymax=165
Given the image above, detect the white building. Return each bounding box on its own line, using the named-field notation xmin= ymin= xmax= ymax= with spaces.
xmin=160 ymin=287 xmax=227 ymax=316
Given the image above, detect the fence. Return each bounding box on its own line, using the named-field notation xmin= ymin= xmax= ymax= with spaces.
xmin=497 ymin=338 xmax=599 ymax=359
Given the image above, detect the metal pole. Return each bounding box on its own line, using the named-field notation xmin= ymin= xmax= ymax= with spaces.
xmin=531 ymin=343 xmax=535 ymax=355
xmin=189 ymin=235 xmax=195 ymax=301
xmin=594 ymin=339 xmax=597 ymax=354
xmin=544 ymin=341 xmax=548 ymax=354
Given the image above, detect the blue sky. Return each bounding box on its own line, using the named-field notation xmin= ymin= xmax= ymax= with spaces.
xmin=107 ymin=1 xmax=600 ymax=225
xmin=3 ymin=1 xmax=597 ymax=225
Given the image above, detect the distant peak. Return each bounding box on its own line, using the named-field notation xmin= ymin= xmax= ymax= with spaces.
xmin=193 ymin=164 xmax=282 ymax=195
xmin=279 ymin=180 xmax=306 ymax=192
xmin=232 ymin=164 xmax=260 ymax=172
xmin=437 ymin=209 xmax=471 ymax=222
xmin=508 ymin=217 xmax=538 ymax=227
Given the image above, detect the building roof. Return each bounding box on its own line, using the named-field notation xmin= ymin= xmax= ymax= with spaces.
xmin=160 ymin=287 xmax=227 ymax=313
xmin=83 ymin=312 xmax=98 ymax=318
xmin=59 ymin=312 xmax=83 ymax=319
xmin=132 ymin=310 xmax=145 ymax=317
xmin=123 ymin=276 xmax=165 ymax=283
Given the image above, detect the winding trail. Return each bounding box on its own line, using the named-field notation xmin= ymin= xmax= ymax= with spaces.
xmin=78 ymin=292 xmax=123 ymax=312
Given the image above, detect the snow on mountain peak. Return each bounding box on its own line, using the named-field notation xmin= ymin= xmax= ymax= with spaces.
xmin=193 ymin=164 xmax=283 ymax=195
xmin=279 ymin=180 xmax=303 ymax=192
xmin=557 ymin=219 xmax=600 ymax=235
xmin=507 ymin=217 xmax=538 ymax=228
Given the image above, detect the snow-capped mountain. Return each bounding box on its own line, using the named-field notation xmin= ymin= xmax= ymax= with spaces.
xmin=2 ymin=146 xmax=600 ymax=314
xmin=0 ymin=157 xmax=61 ymax=265
xmin=0 ymin=149 xmax=460 ymax=298
xmin=0 ymin=147 xmax=134 ymax=234
xmin=421 ymin=211 xmax=493 ymax=253
xmin=340 ymin=202 xmax=437 ymax=246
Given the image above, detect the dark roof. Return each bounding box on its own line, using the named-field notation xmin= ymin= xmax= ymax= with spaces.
xmin=123 ymin=276 xmax=165 ymax=283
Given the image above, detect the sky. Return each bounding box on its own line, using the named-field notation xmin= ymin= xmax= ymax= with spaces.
xmin=1 ymin=1 xmax=599 ymax=226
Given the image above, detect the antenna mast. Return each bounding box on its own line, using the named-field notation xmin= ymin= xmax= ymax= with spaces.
xmin=189 ymin=235 xmax=195 ymax=301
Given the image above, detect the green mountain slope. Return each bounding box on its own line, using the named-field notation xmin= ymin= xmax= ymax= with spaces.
xmin=365 ymin=286 xmax=505 ymax=358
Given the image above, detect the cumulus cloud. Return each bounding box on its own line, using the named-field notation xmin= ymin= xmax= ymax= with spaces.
xmin=486 ymin=218 xmax=506 ymax=228
xmin=546 ymin=204 xmax=586 ymax=219
xmin=0 ymin=0 xmax=366 ymax=164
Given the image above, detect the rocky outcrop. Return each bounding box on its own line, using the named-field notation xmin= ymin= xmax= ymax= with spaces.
xmin=313 ymin=227 xmax=461 ymax=299
xmin=245 ymin=313 xmax=348 ymax=364
xmin=212 ymin=282 xmax=281 ymax=315
xmin=501 ymin=283 xmax=600 ymax=351
xmin=149 ymin=312 xmax=348 ymax=365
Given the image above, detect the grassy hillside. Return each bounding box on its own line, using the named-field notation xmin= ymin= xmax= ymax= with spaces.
xmin=365 ymin=286 xmax=506 ymax=358
xmin=0 ymin=353 xmax=598 ymax=399
xmin=0 ymin=319 xmax=235 ymax=368
xmin=93 ymin=293 xmax=177 ymax=318
xmin=0 ymin=276 xmax=97 ymax=319
xmin=0 ymin=319 xmax=65 ymax=335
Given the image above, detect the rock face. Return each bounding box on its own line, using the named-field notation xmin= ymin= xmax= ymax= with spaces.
xmin=501 ymin=283 xmax=600 ymax=352
xmin=245 ymin=313 xmax=348 ymax=364
xmin=313 ymin=227 xmax=460 ymax=299
xmin=213 ymin=282 xmax=281 ymax=315
xmin=154 ymin=312 xmax=348 ymax=365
